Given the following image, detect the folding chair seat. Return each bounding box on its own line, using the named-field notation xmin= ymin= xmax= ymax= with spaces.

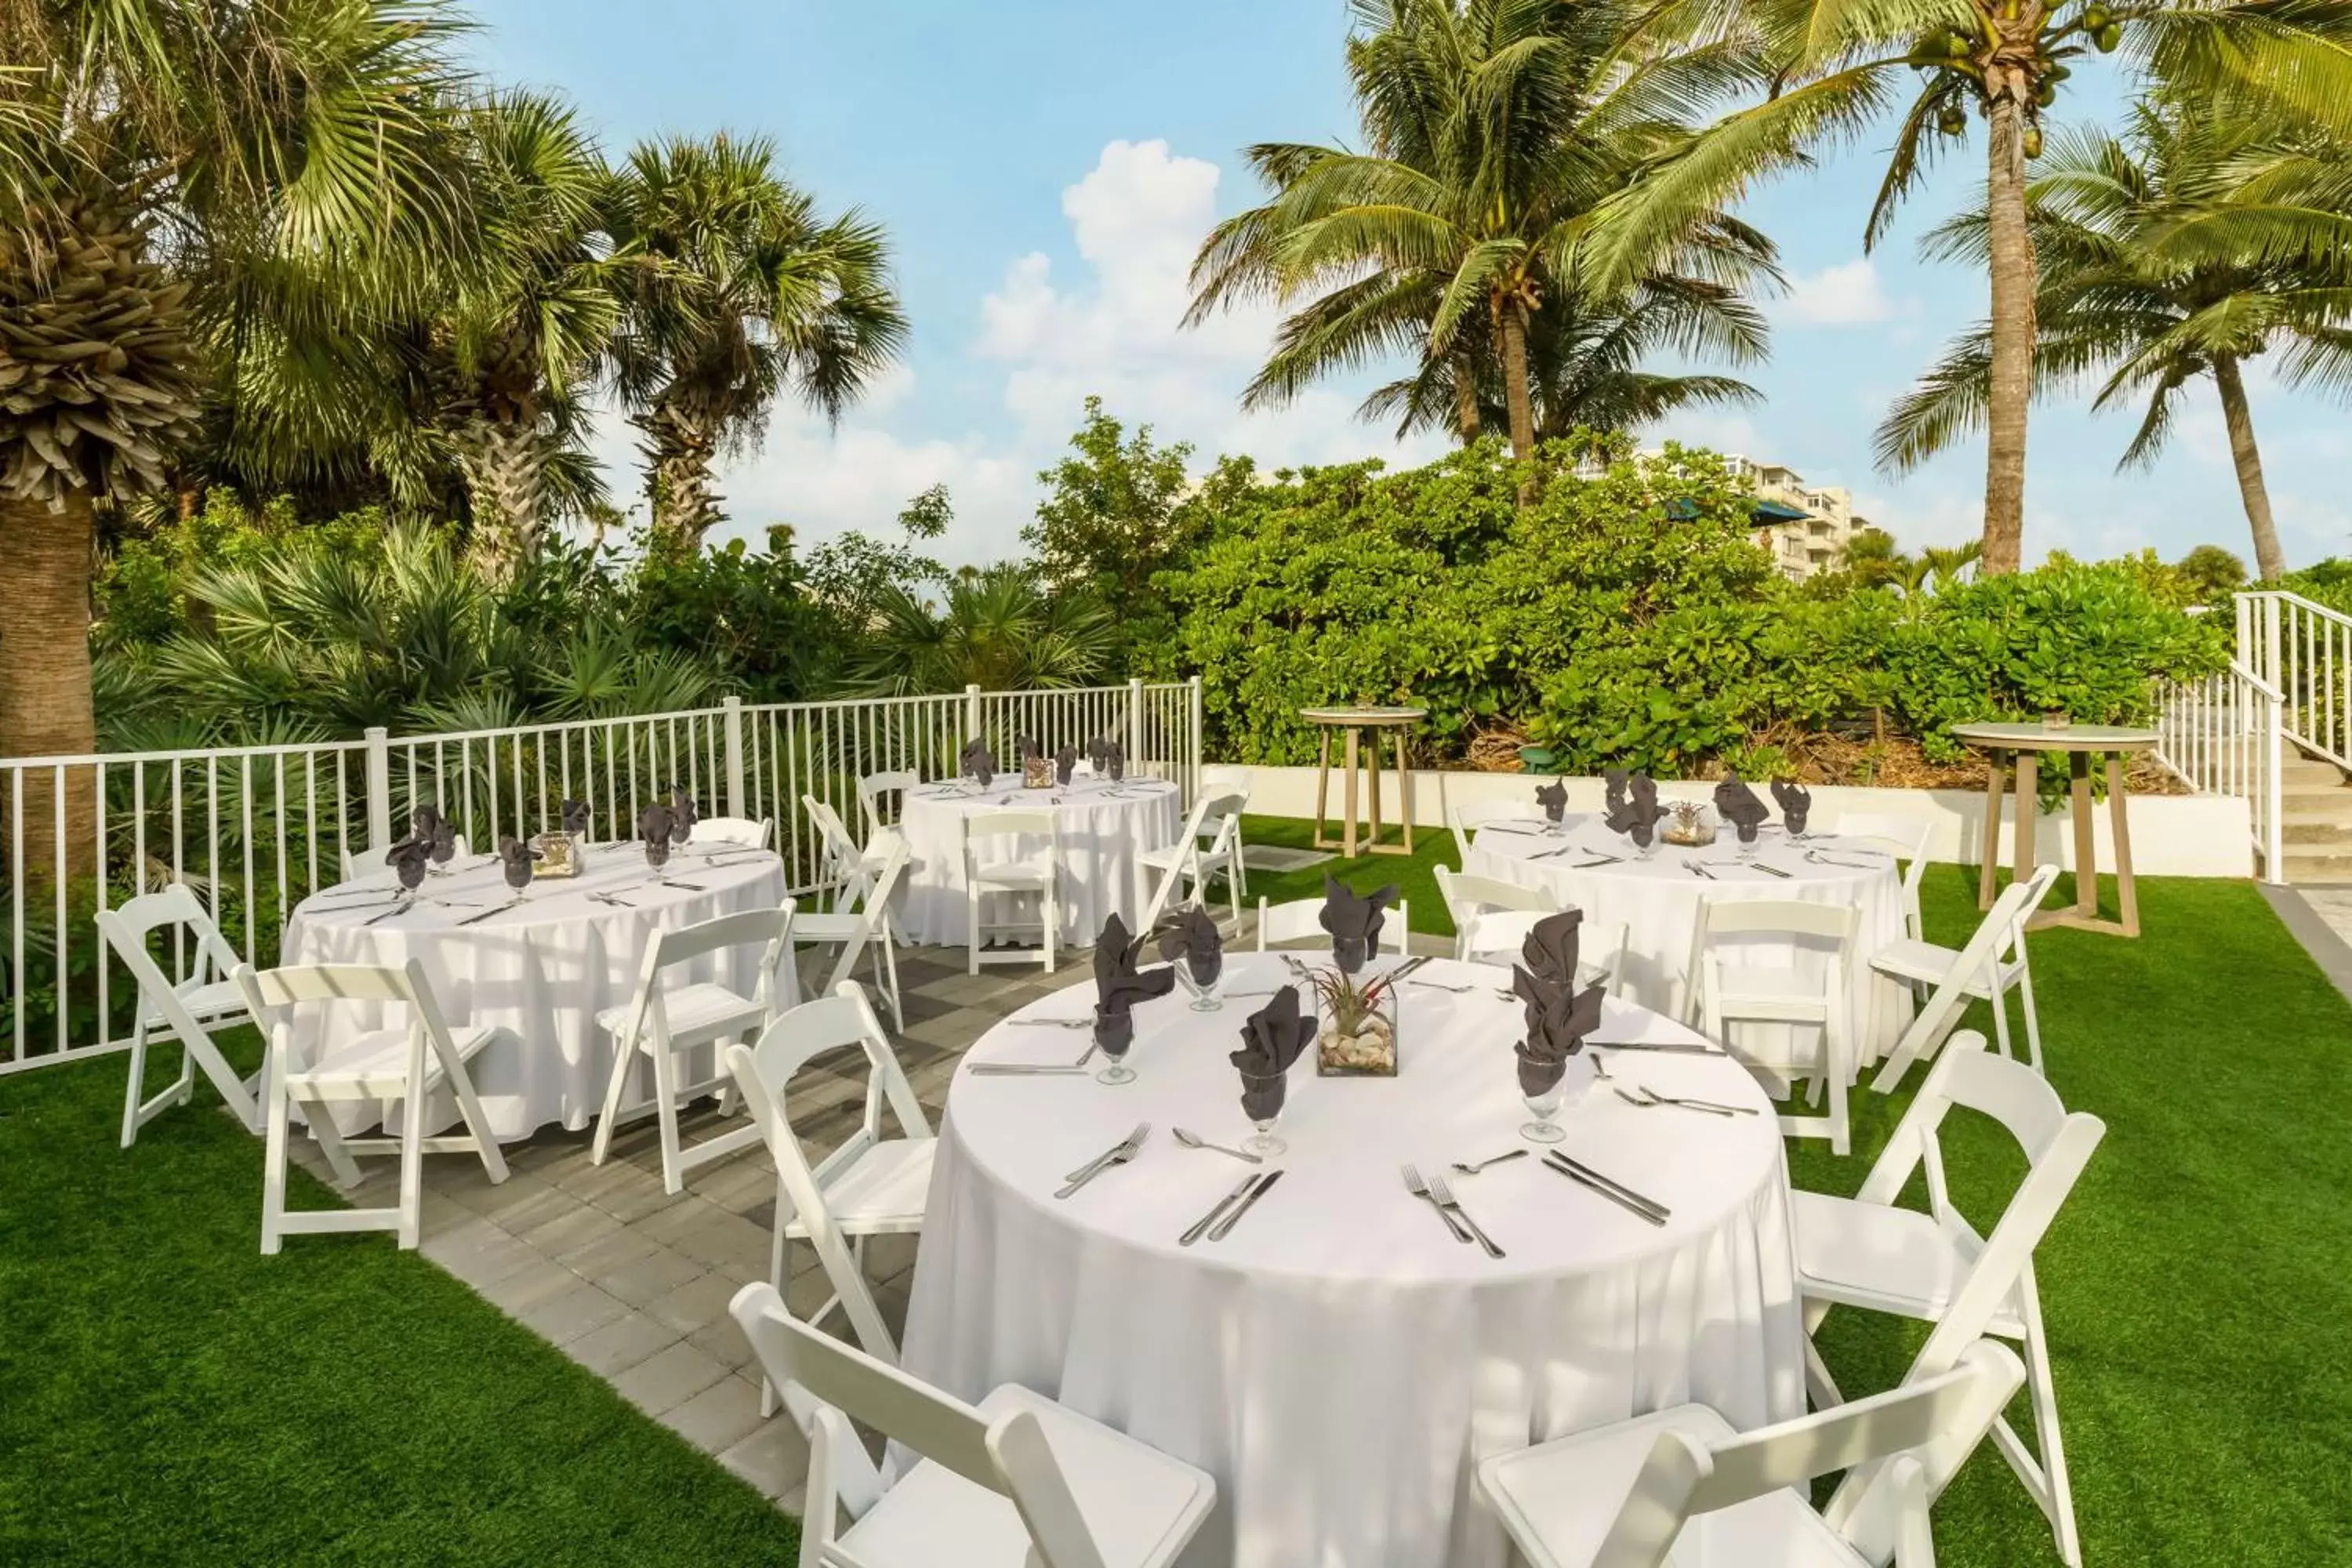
xmin=965 ymin=808 xmax=1059 ymax=975
xmin=589 ymin=905 xmax=794 ymax=1193
xmin=231 ymin=957 xmax=509 ymax=1253
xmin=1475 ymin=1339 xmax=2026 ymax=1568
xmin=730 ymin=1281 xmax=1215 ymax=1568
xmin=97 ymin=884 xmax=264 ymax=1145
xmin=1796 ymin=1029 xmax=2104 ymax=1566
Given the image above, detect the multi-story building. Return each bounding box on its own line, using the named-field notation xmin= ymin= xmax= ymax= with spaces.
xmin=1716 ymin=455 xmax=1874 ymax=583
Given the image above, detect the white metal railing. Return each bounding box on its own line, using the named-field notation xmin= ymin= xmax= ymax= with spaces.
xmin=1 ymin=678 xmax=1201 ymax=1072
xmin=2154 ymin=661 xmax=2285 ymax=880
xmin=2238 ymin=589 xmax=2352 ymax=770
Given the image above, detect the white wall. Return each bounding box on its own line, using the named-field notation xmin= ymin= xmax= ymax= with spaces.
xmin=1211 ymin=765 xmax=2253 ymax=879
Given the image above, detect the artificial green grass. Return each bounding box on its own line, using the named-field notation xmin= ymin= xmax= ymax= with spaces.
xmin=0 ymin=1030 xmax=800 ymax=1566
xmin=1253 ymin=813 xmax=2352 ymax=1565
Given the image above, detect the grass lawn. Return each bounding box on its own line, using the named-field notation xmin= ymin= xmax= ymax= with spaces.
xmin=0 ymin=1030 xmax=801 ymax=1566
xmin=1247 ymin=812 xmax=2352 ymax=1565
xmin=2 ymin=812 xmax=2344 ymax=1565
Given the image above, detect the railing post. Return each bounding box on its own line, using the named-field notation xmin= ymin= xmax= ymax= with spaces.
xmin=2263 ymin=594 xmax=2282 ymax=700
xmin=1127 ymin=678 xmax=1145 ymax=778
xmin=1187 ymin=675 xmax=1203 ymax=803
xmin=722 ymin=695 xmax=746 ymax=819
xmin=963 ymin=684 xmax=983 ymax=744
xmin=364 ymin=726 xmax=392 ymax=850
xmin=2263 ymin=686 xmax=2285 ymax=883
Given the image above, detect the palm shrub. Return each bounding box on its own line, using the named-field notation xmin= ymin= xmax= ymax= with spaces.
xmin=840 ymin=565 xmax=1117 ymax=696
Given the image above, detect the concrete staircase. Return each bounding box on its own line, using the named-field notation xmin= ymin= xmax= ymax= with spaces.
xmin=2281 ymin=750 xmax=2352 ymax=884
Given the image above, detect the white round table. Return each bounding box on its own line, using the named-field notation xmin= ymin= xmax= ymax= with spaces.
xmin=1465 ymin=812 xmax=1914 ymax=1062
xmin=283 ymin=840 xmax=789 ymax=1140
xmin=896 ymin=775 xmax=1183 ymax=949
xmin=899 ymin=951 xmax=1805 ymax=1568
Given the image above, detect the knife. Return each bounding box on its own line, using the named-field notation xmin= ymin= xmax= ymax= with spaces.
xmin=1544 ymin=1150 xmax=1671 ymax=1223
xmin=970 ymin=1063 xmax=1090 ymax=1076
xmin=1590 ymin=1040 xmax=1722 ymax=1055
xmin=1206 ymin=1170 xmax=1284 ymax=1241
xmin=1180 ymin=1173 xmax=1262 ymax=1246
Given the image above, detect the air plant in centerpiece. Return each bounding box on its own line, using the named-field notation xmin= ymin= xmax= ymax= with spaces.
xmin=1299 ymin=959 xmax=1401 ymax=1077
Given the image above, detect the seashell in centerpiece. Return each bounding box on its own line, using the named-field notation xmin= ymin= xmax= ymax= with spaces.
xmin=1660 ymin=799 xmax=1717 ymax=848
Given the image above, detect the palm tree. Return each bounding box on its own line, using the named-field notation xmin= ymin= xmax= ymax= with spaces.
xmin=1185 ymin=0 xmax=1773 ymax=480
xmin=841 ymin=566 xmax=1116 ymax=696
xmin=606 ymin=133 xmax=907 ymax=548
xmin=0 ymin=0 xmax=468 ymax=871
xmin=1587 ymin=0 xmax=2352 ymax=574
xmin=1838 ymin=524 xmax=1910 ymax=587
xmin=1877 ymin=102 xmax=2352 ymax=582
xmin=441 ymin=91 xmax=620 ymax=574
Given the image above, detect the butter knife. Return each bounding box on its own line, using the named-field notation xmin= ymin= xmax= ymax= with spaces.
xmin=1544 ymin=1150 xmax=1671 ymax=1223
xmin=454 ymin=896 xmax=525 ymax=927
xmin=970 ymin=1063 xmax=1090 ymax=1076
xmin=1206 ymin=1170 xmax=1284 ymax=1241
xmin=1179 ymin=1173 xmax=1261 ymax=1246
xmin=1748 ymin=860 xmax=1794 ymax=879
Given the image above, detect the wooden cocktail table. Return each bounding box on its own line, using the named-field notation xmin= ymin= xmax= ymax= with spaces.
xmin=1301 ymin=706 xmax=1426 ymax=858
xmin=1952 ymin=720 xmax=2161 ymax=938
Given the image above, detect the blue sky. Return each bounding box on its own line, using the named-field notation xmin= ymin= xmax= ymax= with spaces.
xmin=473 ymin=0 xmax=2351 ymax=571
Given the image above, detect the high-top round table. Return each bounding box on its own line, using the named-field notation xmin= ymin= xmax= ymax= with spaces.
xmin=899 ymin=950 xmax=1804 ymax=1568
xmin=1301 ymin=706 xmax=1425 ymax=858
xmin=1952 ymin=720 xmax=2160 ymax=937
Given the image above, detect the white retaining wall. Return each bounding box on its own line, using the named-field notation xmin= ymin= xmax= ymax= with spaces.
xmin=1215 ymin=764 xmax=2253 ymax=879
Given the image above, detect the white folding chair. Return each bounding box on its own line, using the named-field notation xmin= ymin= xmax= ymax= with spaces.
xmin=1476 ymin=1338 xmax=2027 ymax=1568
xmin=964 ymin=808 xmax=1059 ymax=975
xmin=1686 ymin=897 xmax=1861 ymax=1156
xmin=1255 ymin=895 xmax=1410 ymax=955
xmin=1138 ymin=790 xmax=1247 ymax=931
xmin=793 ymin=840 xmax=911 ymax=1031
xmin=339 ymin=833 xmax=470 ymax=881
xmin=1199 ymin=766 xmax=1255 ymax=896
xmin=1446 ymin=796 xmax=1546 ymax=863
xmin=230 ymin=957 xmax=509 ymax=1254
xmin=1454 ymin=913 xmax=1629 ymax=997
xmin=730 ymin=1279 xmax=1216 ymax=1568
xmin=857 ymin=769 xmax=919 ymax=844
xmin=588 ymin=905 xmax=795 ymax=1194
xmin=1824 ymin=811 xmax=1933 ymax=939
xmin=725 ymin=982 xmax=932 ymax=1403
xmin=97 ymin=884 xmax=264 ymax=1145
xmin=1434 ymin=866 xmax=1559 ymax=957
xmin=1871 ymin=862 xmax=2058 ymax=1076
xmin=1796 ymin=1031 xmax=2105 ymax=1567
xmin=694 ymin=815 xmax=775 ymax=848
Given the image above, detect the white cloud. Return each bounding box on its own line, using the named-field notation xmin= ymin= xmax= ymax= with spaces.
xmin=1779 ymin=259 xmax=1900 ymax=327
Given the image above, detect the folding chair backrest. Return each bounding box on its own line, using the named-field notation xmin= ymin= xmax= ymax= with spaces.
xmin=623 ymin=908 xmax=793 ymax=1040
xmin=1595 ymin=1341 xmax=2025 ymax=1568
xmin=804 ymin=797 xmax=864 ymax=879
xmin=1698 ymin=897 xmax=1860 ymax=943
xmin=1256 ymin=896 xmax=1409 ymax=954
xmin=966 ymin=808 xmax=1057 ymax=844
xmin=858 ymin=770 xmax=919 ymax=836
xmin=730 ymin=1282 xmax=1109 ymax=1568
xmin=1873 ymin=865 xmax=2059 ymax=1087
xmin=695 ymin=815 xmax=774 ymax=848
xmin=1829 ymin=811 xmax=1932 ymax=864
xmin=97 ymin=884 xmax=244 ymax=1004
xmin=1447 ymin=796 xmax=1542 ymax=849
xmin=1199 ymin=792 xmax=1249 ymax=850
xmin=1200 ymin=764 xmax=1254 ymax=793
xmin=1436 ymin=867 xmax=1557 ymax=920
xmin=234 ymin=958 xmax=466 ymax=1080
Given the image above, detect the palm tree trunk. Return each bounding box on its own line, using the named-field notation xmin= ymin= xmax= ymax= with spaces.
xmin=1498 ymin=305 xmax=1537 ymax=463
xmin=1453 ymin=355 xmax=1482 ymax=445
xmin=1980 ymin=94 xmax=2037 ymax=576
xmin=2212 ymin=353 xmax=2286 ymax=583
xmin=459 ymin=412 xmax=545 ymax=576
xmin=0 ymin=492 xmax=100 ymax=881
xmin=641 ymin=401 xmax=719 ymax=550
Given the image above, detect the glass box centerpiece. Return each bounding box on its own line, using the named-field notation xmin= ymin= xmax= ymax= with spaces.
xmin=1660 ymin=799 xmax=1717 ymax=848
xmin=1298 ymin=961 xmax=1402 ymax=1076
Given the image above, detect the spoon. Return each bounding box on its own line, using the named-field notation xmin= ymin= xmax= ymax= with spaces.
xmin=1449 ymin=1149 xmax=1528 ymax=1175
xmin=1173 ymin=1127 xmax=1263 ymax=1164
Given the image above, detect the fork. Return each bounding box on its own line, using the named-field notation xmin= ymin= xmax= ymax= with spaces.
xmin=1056 ymin=1123 xmax=1149 ymax=1198
xmin=1402 ymin=1163 xmax=1472 ymax=1243
xmin=1425 ymin=1172 xmax=1504 ymax=1258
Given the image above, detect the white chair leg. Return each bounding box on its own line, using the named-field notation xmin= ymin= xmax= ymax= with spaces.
xmin=588 ymin=1034 xmax=638 ymax=1167
xmin=649 ymin=1044 xmax=686 ymax=1195
xmin=440 ymin=1051 xmax=510 ymax=1185
xmin=2016 ymin=957 xmax=2045 ymax=1074
xmin=1987 ymin=978 xmax=2016 ymax=1060
xmin=1042 ymin=877 xmax=1058 ymax=975
xmin=397 ymin=1067 xmax=428 ymax=1250
xmin=119 ymin=1023 xmax=154 ymax=1149
xmin=877 ymin=936 xmax=904 ymax=1031
xmin=967 ymin=884 xmax=982 ymax=977
xmin=1828 ymin=1008 xmax=1852 ymax=1158
xmin=260 ymin=1051 xmax=292 ymax=1256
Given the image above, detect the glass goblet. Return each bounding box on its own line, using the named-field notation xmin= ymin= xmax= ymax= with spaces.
xmin=1240 ymin=1073 xmax=1287 ymax=1157
xmin=1519 ymin=1060 xmax=1569 ymax=1143
xmin=1331 ymin=936 xmax=1369 ymax=976
xmin=1179 ymin=950 xmax=1225 ymax=1012
xmin=1093 ymin=1005 xmax=1136 ymax=1086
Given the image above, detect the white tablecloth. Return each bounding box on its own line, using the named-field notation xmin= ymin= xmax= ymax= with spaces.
xmin=900 ymin=951 xmax=1805 ymax=1568
xmin=897 ymin=776 xmax=1183 ymax=949
xmin=1466 ymin=813 xmax=1914 ymax=1062
xmin=283 ymin=841 xmax=789 ymax=1140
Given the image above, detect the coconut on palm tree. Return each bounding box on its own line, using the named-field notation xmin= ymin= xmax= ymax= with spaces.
xmin=1586 ymin=0 xmax=2352 ymax=574
xmin=1186 ymin=0 xmax=1775 ymax=485
xmin=0 ymin=0 xmax=468 ymax=873
xmin=1878 ymin=100 xmax=2352 ymax=582
xmin=605 ymin=133 xmax=907 ymax=549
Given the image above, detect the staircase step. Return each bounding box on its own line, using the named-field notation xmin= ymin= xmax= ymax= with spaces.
xmin=2283 ymin=818 xmax=2352 ymax=844
xmin=2283 ymin=761 xmax=2349 ymax=785
xmin=2284 ymin=850 xmax=2352 ymax=884
xmin=2281 ymin=781 xmax=2352 ymax=800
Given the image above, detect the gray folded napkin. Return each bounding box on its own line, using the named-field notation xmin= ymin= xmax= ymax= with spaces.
xmin=1603 ymin=775 xmax=1663 ymax=847
xmin=1016 ymin=735 xmax=1042 ymax=762
xmin=1713 ymin=772 xmax=1769 ymax=845
xmin=1054 ymin=745 xmax=1078 ymax=786
xmin=495 ymin=834 xmax=537 ymax=891
xmin=1603 ymin=768 xmax=1631 ymax=815
xmin=1094 ymin=913 xmax=1176 ymax=1014
xmin=1512 ymin=964 xmax=1606 ymax=1098
xmin=639 ymin=803 xmax=676 ymax=868
xmin=668 ymin=789 xmax=699 ymax=846
xmin=961 ymin=739 xmax=996 ymax=787
xmin=1519 ymin=909 xmax=1585 ymax=989
xmin=1319 ymin=874 xmax=1398 ymax=972
xmin=1104 ymin=740 xmax=1126 ymax=782
xmin=387 ymin=837 xmax=430 ymax=891
xmin=561 ymin=798 xmax=592 ymax=837
xmin=1231 ymin=986 xmax=1315 ymax=1119
xmin=1770 ymin=779 xmax=1813 ymax=836
xmin=1087 ymin=735 xmax=1112 ymax=772
xmin=1535 ymin=780 xmax=1567 ymax=823
xmin=1154 ymin=904 xmax=1224 ymax=985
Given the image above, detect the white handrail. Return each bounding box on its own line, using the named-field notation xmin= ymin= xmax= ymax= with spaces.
xmin=0 ymin=678 xmax=1203 ymax=1072
xmin=2153 ymin=659 xmax=2284 ymax=882
xmin=2237 ymin=589 xmax=2352 ymax=770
